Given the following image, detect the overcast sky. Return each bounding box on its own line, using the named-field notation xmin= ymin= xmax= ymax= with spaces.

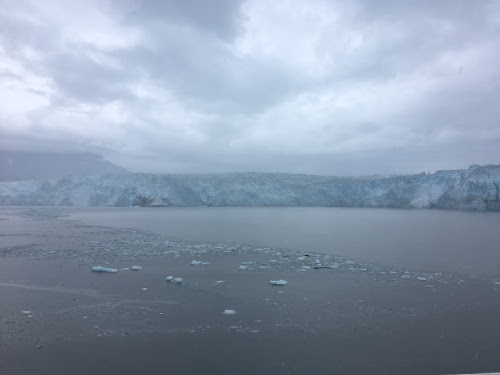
xmin=0 ymin=0 xmax=499 ymax=175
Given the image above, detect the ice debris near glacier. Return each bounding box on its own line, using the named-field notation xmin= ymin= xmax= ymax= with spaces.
xmin=91 ymin=266 xmax=118 ymax=273
xmin=1 ymin=164 xmax=500 ymax=210
xmin=269 ymin=280 xmax=288 ymax=286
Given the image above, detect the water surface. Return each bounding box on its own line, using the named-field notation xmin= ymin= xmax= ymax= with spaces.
xmin=69 ymin=207 xmax=500 ymax=278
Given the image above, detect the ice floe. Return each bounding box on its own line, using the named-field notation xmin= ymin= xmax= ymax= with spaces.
xmin=174 ymin=277 xmax=183 ymax=284
xmin=131 ymin=265 xmax=143 ymax=271
xmin=223 ymin=309 xmax=236 ymax=315
xmin=269 ymin=280 xmax=288 ymax=286
xmin=91 ymin=266 xmax=118 ymax=273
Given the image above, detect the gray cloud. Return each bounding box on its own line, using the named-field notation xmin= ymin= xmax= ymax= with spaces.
xmin=0 ymin=0 xmax=499 ymax=176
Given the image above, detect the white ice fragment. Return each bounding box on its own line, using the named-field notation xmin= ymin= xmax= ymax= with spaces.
xmin=121 ymin=268 xmax=130 ymax=271
xmin=92 ymin=266 xmax=117 ymax=273
xmin=241 ymin=262 xmax=256 ymax=265
xmin=297 ymin=256 xmax=305 ymax=261
xmin=258 ymin=266 xmax=270 ymax=269
xmin=223 ymin=309 xmax=236 ymax=315
xmin=238 ymin=265 xmax=248 ymax=270
xmin=165 ymin=276 xmax=174 ymax=281
xmin=202 ymin=262 xmax=210 ymax=265
xmin=21 ymin=310 xmax=32 ymax=315
xmin=214 ymin=280 xmax=224 ymax=285
xmin=417 ymin=277 xmax=427 ymax=281
xmin=331 ymin=263 xmax=339 ymax=269
xmin=314 ymin=259 xmax=321 ymax=264
xmin=131 ymin=266 xmax=143 ymax=271
xmin=191 ymin=260 xmax=203 ymax=265
xmin=174 ymin=277 xmax=183 ymax=284
xmin=141 ymin=287 xmax=148 ymax=291
xmin=301 ymin=266 xmax=311 ymax=269
xmin=269 ymin=280 xmax=288 ymax=286
xmin=270 ymin=260 xmax=277 ymax=262
xmin=401 ymin=274 xmax=411 ymax=279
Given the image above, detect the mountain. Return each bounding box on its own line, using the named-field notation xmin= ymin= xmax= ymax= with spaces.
xmin=0 ymin=164 xmax=499 ymax=210
xmin=0 ymin=151 xmax=128 ymax=182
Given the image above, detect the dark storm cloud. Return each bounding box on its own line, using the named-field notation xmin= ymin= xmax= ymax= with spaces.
xmin=0 ymin=0 xmax=499 ymax=175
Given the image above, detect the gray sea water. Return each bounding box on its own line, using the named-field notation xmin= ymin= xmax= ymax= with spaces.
xmin=69 ymin=207 xmax=500 ymax=278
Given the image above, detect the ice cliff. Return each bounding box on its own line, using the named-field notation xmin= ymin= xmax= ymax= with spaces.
xmin=0 ymin=164 xmax=499 ymax=210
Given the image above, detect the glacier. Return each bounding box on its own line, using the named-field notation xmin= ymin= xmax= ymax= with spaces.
xmin=0 ymin=164 xmax=499 ymax=210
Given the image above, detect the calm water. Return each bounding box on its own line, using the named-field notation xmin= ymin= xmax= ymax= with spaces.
xmin=69 ymin=207 xmax=500 ymax=278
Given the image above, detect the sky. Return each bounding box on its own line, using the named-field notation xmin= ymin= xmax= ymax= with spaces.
xmin=0 ymin=0 xmax=499 ymax=176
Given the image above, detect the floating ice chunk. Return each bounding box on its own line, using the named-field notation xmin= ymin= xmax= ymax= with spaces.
xmin=331 ymin=263 xmax=339 ymax=269
xmin=165 ymin=276 xmax=174 ymax=281
xmin=174 ymin=277 xmax=183 ymax=284
xmin=21 ymin=310 xmax=32 ymax=315
xmin=241 ymin=261 xmax=256 ymax=265
xmin=131 ymin=266 xmax=143 ymax=271
xmin=258 ymin=266 xmax=270 ymax=269
xmin=297 ymin=256 xmax=305 ymax=261
xmin=191 ymin=260 xmax=203 ymax=265
xmin=141 ymin=287 xmax=148 ymax=291
xmin=270 ymin=259 xmax=277 ymax=262
xmin=121 ymin=268 xmax=130 ymax=271
xmin=269 ymin=280 xmax=288 ymax=286
xmin=314 ymin=265 xmax=330 ymax=270
xmin=92 ymin=266 xmax=117 ymax=273
xmin=401 ymin=274 xmax=411 ymax=279
xmin=239 ymin=265 xmax=248 ymax=270
xmin=494 ymin=281 xmax=500 ymax=286
xmin=215 ymin=280 xmax=224 ymax=285
xmin=202 ymin=262 xmax=210 ymax=265
xmin=223 ymin=309 xmax=236 ymax=315
xmin=417 ymin=277 xmax=427 ymax=281
xmin=314 ymin=259 xmax=321 ymax=264
xmin=301 ymin=266 xmax=311 ymax=269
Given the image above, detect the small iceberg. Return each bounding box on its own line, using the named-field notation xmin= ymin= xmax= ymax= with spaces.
xmin=21 ymin=310 xmax=32 ymax=315
xmin=269 ymin=280 xmax=288 ymax=286
xmin=214 ymin=280 xmax=224 ymax=285
xmin=223 ymin=309 xmax=236 ymax=315
xmin=417 ymin=277 xmax=427 ymax=281
xmin=174 ymin=277 xmax=183 ymax=284
xmin=131 ymin=266 xmax=143 ymax=271
xmin=191 ymin=260 xmax=203 ymax=266
xmin=238 ymin=265 xmax=248 ymax=270
xmin=241 ymin=262 xmax=256 ymax=265
xmin=121 ymin=268 xmax=130 ymax=271
xmin=165 ymin=276 xmax=174 ymax=281
xmin=92 ymin=266 xmax=117 ymax=273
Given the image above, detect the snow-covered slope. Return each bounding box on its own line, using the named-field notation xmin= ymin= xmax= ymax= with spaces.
xmin=1 ymin=164 xmax=500 ymax=210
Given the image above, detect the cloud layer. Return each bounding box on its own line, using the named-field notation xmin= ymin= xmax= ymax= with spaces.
xmin=1 ymin=0 xmax=499 ymax=175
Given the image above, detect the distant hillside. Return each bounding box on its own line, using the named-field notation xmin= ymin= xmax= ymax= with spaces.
xmin=1 ymin=164 xmax=499 ymax=211
xmin=0 ymin=151 xmax=128 ymax=182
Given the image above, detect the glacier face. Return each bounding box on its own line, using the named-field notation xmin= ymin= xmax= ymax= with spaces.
xmin=0 ymin=164 xmax=500 ymax=210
